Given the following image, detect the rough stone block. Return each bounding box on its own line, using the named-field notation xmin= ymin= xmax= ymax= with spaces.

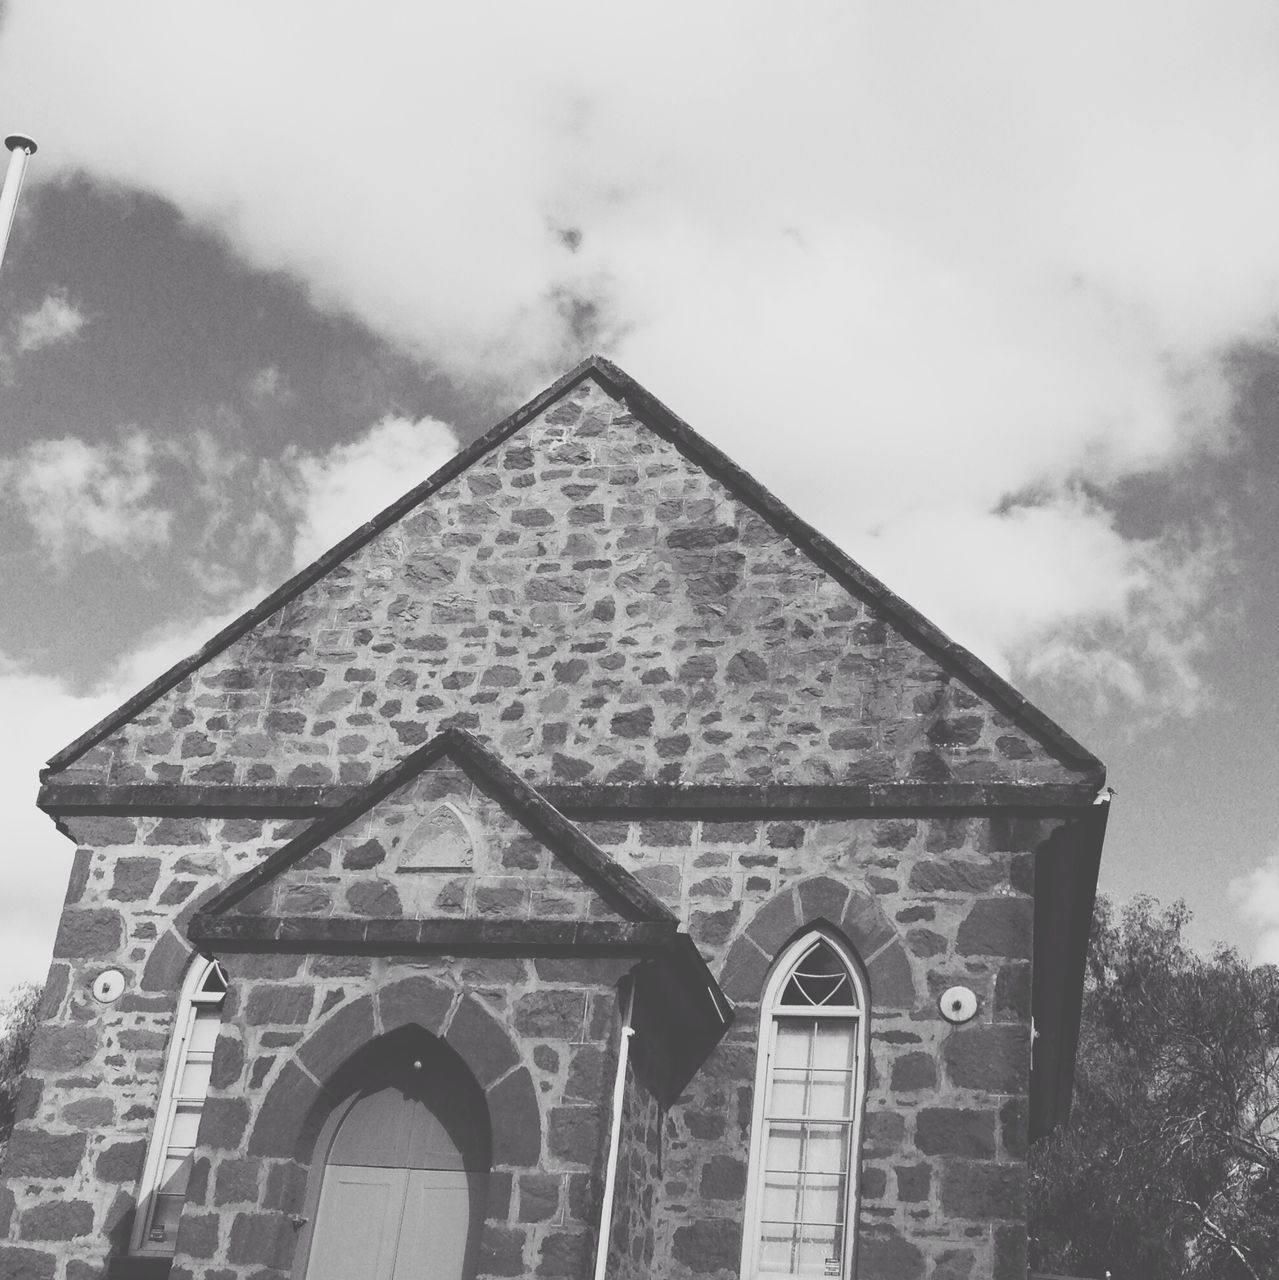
xmin=518 ymin=1172 xmax=560 ymax=1222
xmin=856 ymin=1228 xmax=925 ymax=1279
xmin=17 ymin=1200 xmax=94 ymax=1240
xmin=488 ymin=1068 xmax=541 ymax=1166
xmin=940 ymin=1160 xmax=1027 ymax=1221
xmin=28 ymin=1025 xmax=96 ymax=1073
xmin=3 ymin=1129 xmax=86 ymax=1177
xmin=890 ymin=1052 xmax=937 ymax=1093
xmin=214 ymin=1157 xmax=263 ymax=1205
xmin=248 ymin=1060 xmax=321 ymax=1158
xmin=944 ymin=1024 xmax=1030 ymax=1093
xmin=956 ymin=898 xmax=1032 ymax=958
xmin=53 ymin=909 xmax=124 ymax=958
xmin=672 ymin=1219 xmax=741 ymax=1273
xmin=109 ymin=856 xmax=162 ymax=901
xmin=479 ymin=1224 xmax=528 ymax=1277
xmin=536 ymin=1229 xmax=592 ymax=1278
xmin=201 ymin=1096 xmax=251 ymax=1151
xmin=867 ymin=940 xmax=917 ymax=1010
xmin=227 ymin=1211 xmax=292 ymax=1268
xmin=514 ymin=991 xmax=585 ymax=1039
xmin=377 ymin=977 xmax=452 ymax=1036
xmin=244 ymin=984 xmax=313 ymax=1025
xmin=915 ymin=1108 xmax=997 ymax=1158
xmin=744 ymin=891 xmax=800 ymax=956
xmin=0 ymin=1246 xmax=57 ymax=1280
xmin=448 ymin=995 xmax=519 ymax=1088
xmin=547 ymin=1105 xmax=602 ymax=1166
xmin=95 ymin=1138 xmax=148 ymax=1182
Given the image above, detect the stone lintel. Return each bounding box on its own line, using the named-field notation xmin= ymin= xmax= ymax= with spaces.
xmin=40 ymin=779 xmax=1101 ymax=820
xmin=188 ymin=913 xmax=678 ymax=953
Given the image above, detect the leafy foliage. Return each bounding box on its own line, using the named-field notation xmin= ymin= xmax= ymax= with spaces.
xmin=0 ymin=982 xmax=40 ymax=1157
xmin=1031 ymin=895 xmax=1279 ymax=1279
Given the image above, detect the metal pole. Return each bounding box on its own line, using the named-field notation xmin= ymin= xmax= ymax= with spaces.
xmin=0 ymin=134 xmax=38 ymax=275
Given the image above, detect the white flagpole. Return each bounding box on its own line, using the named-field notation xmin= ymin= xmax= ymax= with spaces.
xmin=0 ymin=134 xmax=38 ymax=276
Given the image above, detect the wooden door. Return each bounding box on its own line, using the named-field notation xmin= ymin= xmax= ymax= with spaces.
xmin=306 ymin=1166 xmax=409 ymax=1280
xmin=302 ymin=1069 xmax=487 ymax=1280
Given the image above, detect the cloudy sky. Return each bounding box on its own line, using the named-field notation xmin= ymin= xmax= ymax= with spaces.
xmin=0 ymin=2 xmax=1278 ymax=992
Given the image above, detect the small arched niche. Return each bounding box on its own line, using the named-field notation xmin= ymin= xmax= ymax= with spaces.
xmin=295 ymin=1026 xmax=492 ymax=1280
xmin=399 ymin=801 xmax=477 ymax=873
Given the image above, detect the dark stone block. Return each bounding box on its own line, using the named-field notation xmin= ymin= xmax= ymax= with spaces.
xmin=488 ymin=1069 xmax=541 ymax=1166
xmin=95 ymin=1138 xmax=147 ymax=1182
xmin=944 ymin=1025 xmax=1030 ymax=1093
xmin=610 ymin=706 xmax=654 ymax=738
xmin=146 ymin=817 xmax=210 ymax=846
xmin=346 ymin=880 xmax=402 ymax=916
xmin=518 ymin=1172 xmax=560 ymax=1222
xmin=795 ymin=876 xmax=849 ymax=928
xmin=245 ymin=985 xmax=313 ymax=1025
xmin=564 ymin=1045 xmax=606 ymax=1103
xmin=867 ymin=941 xmax=917 ymax=1010
xmin=378 ymin=977 xmax=452 ymax=1036
xmin=514 ymin=991 xmax=585 ymax=1039
xmin=915 ymin=1108 xmax=996 ymax=1158
xmin=857 ymin=1228 xmax=925 ymax=1279
xmin=249 ymin=1061 xmax=321 ymax=1157
xmin=994 ymin=962 xmax=1032 ymax=1020
xmin=672 ymin=1219 xmax=741 ymax=1272
xmin=141 ymin=929 xmax=192 ymax=992
xmin=298 ymin=997 xmax=377 ymax=1082
xmin=342 ymin=838 xmax=387 ymax=870
xmin=957 ymin=898 xmax=1032 ymax=959
xmin=3 ymin=1129 xmax=86 ymax=1177
xmin=17 ymin=1199 xmax=94 ymax=1240
xmin=53 ymin=909 xmax=124 ymax=959
xmin=890 ymin=1052 xmax=937 ymax=1093
xmin=720 ymin=935 xmax=771 ymax=1004
xmin=927 ymin=716 xmax=983 ymax=747
xmin=448 ymin=995 xmax=519 ymax=1088
xmin=29 ymin=1025 xmax=96 ymax=1072
xmin=934 ymin=1248 xmax=977 ymax=1279
xmin=214 ymin=1157 xmax=262 ymax=1205
xmin=860 ymin=1165 xmax=888 ymax=1199
xmin=109 ymin=857 xmax=162 ymax=902
xmin=0 ymin=1185 xmax=13 ymax=1235
xmin=178 ymin=1210 xmax=220 ymax=1259
xmin=36 ymin=963 xmax=69 ymax=1019
xmin=479 ymin=1224 xmax=527 ymax=1277
xmin=701 ymin=821 xmax=758 ymax=844
xmin=227 ymin=1211 xmax=292 ymax=1268
xmin=908 ymin=859 xmax=1003 ymax=894
xmin=699 ymin=1154 xmax=746 ymax=1200
xmin=766 ymin=822 xmax=804 ymax=849
xmin=547 ymin=1106 xmax=602 ymax=1166
xmin=895 ymin=1163 xmax=930 ymax=1202
xmin=744 ymin=891 xmax=800 ymax=956
xmin=64 ymin=849 xmax=91 ymax=904
xmin=993 ymin=1223 xmax=1028 ymax=1280
xmin=940 ymin=1160 xmax=1026 ymax=1221
xmin=209 ymin=1035 xmax=245 ymax=1091
xmin=264 ymin=1159 xmax=308 ymax=1212
xmin=536 ymin=1229 xmax=591 ymax=1278
xmin=201 ymin=1096 xmax=251 ymax=1150
xmin=841 ymin=891 xmax=896 ymax=956
xmin=0 ymin=1246 xmax=57 ymax=1280
xmin=1000 ymin=1096 xmax=1029 ymax=1159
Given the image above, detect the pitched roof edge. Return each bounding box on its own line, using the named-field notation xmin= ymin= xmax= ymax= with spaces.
xmin=43 ymin=357 xmax=606 ymax=777
xmin=587 ymin=356 xmax=1104 ymax=780
xmin=200 ymin=726 xmax=675 ymax=925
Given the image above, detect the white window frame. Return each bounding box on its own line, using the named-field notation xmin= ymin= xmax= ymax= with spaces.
xmin=129 ymin=955 xmax=227 ymax=1256
xmin=739 ymin=929 xmax=871 ymax=1280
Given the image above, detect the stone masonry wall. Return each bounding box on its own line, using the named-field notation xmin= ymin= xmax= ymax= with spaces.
xmin=50 ymin=376 xmax=1082 ymax=793
xmin=578 ymin=810 xmax=1063 ymax=1280
xmin=605 ymin=1057 xmax=662 ymax=1280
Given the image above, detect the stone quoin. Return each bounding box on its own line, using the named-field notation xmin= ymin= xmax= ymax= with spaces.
xmin=2 ymin=357 xmax=1107 ymax=1280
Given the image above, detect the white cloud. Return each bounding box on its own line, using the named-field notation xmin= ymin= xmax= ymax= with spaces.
xmin=0 ymin=1 xmax=1267 ymax=717
xmin=0 ymin=598 xmax=256 ymax=993
xmin=0 ymin=431 xmax=171 ymax=567
xmin=14 ymin=289 xmax=86 ymax=353
xmin=1229 ymin=851 xmax=1279 ymax=965
xmin=279 ymin=415 xmax=459 ymax=570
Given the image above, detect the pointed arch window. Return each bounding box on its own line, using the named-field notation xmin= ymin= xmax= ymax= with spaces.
xmin=130 ymin=955 xmax=227 ymax=1255
xmin=742 ymin=932 xmax=870 ymax=1280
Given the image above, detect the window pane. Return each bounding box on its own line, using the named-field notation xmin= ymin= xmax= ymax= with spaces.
xmin=807 ymin=1072 xmax=853 ymax=1119
xmin=796 ymin=1224 xmax=841 ymax=1275
xmin=168 ymin=1106 xmax=202 ymax=1148
xmin=770 ymin=1070 xmax=809 ymax=1117
xmin=762 ymin=1172 xmax=801 ymax=1224
xmin=812 ymin=1023 xmax=854 ymax=1071
xmin=774 ymin=1022 xmax=812 ymax=1069
xmin=187 ymin=1011 xmax=220 ymax=1055
xmin=803 ymin=1124 xmax=849 ymax=1175
xmin=158 ymin=1152 xmax=192 ymax=1196
xmin=177 ymin=1059 xmax=212 ymax=1099
xmin=799 ymin=1173 xmax=844 ymax=1226
xmin=765 ymin=1123 xmax=803 ymax=1173
xmin=759 ymin=1223 xmax=798 ymax=1273
xmin=146 ymin=1193 xmax=185 ymax=1246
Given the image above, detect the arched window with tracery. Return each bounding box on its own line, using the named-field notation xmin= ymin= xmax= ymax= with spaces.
xmin=130 ymin=954 xmax=227 ymax=1255
xmin=741 ymin=931 xmax=870 ymax=1280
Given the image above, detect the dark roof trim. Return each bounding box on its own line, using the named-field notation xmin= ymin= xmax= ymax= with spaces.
xmin=198 ymin=727 xmax=674 ymax=925
xmin=45 ymin=354 xmax=1102 ymax=781
xmin=39 ymin=779 xmax=1103 ymax=820
xmin=188 ymin=914 xmax=677 ymax=952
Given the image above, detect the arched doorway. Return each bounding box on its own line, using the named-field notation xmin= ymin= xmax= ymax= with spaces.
xmin=299 ymin=1029 xmax=491 ymax=1280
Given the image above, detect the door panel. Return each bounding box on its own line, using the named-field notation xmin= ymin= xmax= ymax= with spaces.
xmin=306 ymin=1166 xmax=409 ymax=1280
xmin=392 ymin=1171 xmax=474 ymax=1280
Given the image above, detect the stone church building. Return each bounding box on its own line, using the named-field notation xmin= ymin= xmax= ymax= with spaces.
xmin=1 ymin=357 xmax=1108 ymax=1280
